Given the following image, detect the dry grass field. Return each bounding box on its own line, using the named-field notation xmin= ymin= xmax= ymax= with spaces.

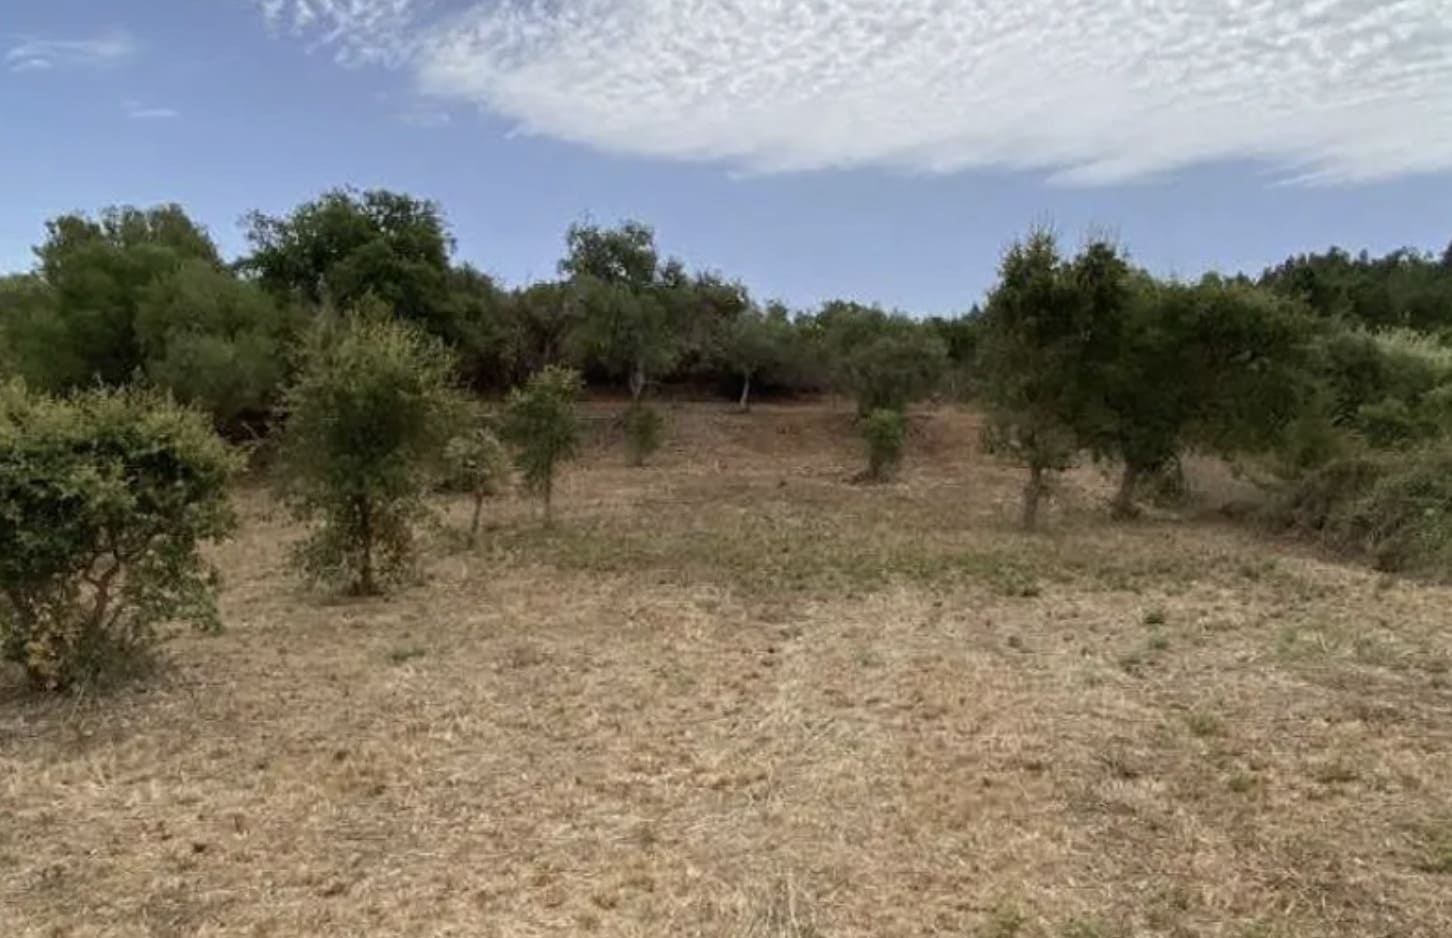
xmin=4 ymin=401 xmax=1452 ymax=937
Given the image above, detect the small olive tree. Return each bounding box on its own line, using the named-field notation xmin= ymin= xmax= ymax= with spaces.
xmin=444 ymin=427 xmax=511 ymax=546
xmin=500 ymin=366 xmax=583 ymax=523
xmin=0 ymin=382 xmax=237 ymax=690
xmin=623 ymin=401 xmax=665 ymax=466
xmin=861 ymin=408 xmax=907 ymax=482
xmin=279 ymin=314 xmax=466 ymax=595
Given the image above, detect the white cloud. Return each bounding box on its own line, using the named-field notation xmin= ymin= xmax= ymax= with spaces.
xmin=5 ymin=30 xmax=138 ymax=72
xmin=255 ymin=0 xmax=1452 ymax=184
xmin=254 ymin=0 xmax=430 ymax=66
xmin=123 ymin=100 xmax=180 ymax=120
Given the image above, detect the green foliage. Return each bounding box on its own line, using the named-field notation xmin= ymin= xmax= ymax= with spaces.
xmin=8 ymin=205 xmax=221 ymax=390
xmin=279 ymin=313 xmax=466 ymax=594
xmin=1270 ymin=443 xmax=1452 ymax=577
xmin=560 ymin=222 xmax=686 ymax=399
xmin=1096 ymin=276 xmax=1315 ymax=515
xmin=242 ymin=188 xmax=452 ymax=321
xmin=977 ymin=231 xmax=1123 ymax=527
xmin=861 ymin=408 xmax=907 ymax=482
xmin=444 ymin=425 xmax=511 ymax=546
xmin=500 ymin=366 xmax=583 ymax=522
xmin=559 ymin=220 xmax=660 ymax=289
xmin=0 ymin=382 xmax=237 ymax=690
xmin=1308 ymin=327 xmax=1452 ymax=452
xmin=569 ymin=279 xmax=678 ymax=399
xmin=839 ymin=328 xmax=948 ymax=414
xmin=441 ymin=264 xmax=514 ymax=389
xmin=135 ymin=260 xmax=299 ymax=433
xmin=1261 ymin=245 xmax=1452 ymax=332
xmin=501 ymin=281 xmax=580 ymax=381
xmin=926 ymin=312 xmax=983 ymax=399
xmin=623 ymin=401 xmax=665 ymax=467
xmin=810 ymin=301 xmax=947 ymax=413
xmin=718 ymin=307 xmax=794 ymax=410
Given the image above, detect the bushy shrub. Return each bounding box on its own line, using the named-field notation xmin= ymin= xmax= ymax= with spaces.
xmin=1347 ymin=449 xmax=1452 ymax=573
xmin=861 ymin=409 xmax=907 ymax=482
xmin=279 ymin=314 xmax=466 ymax=595
xmin=1270 ymin=444 xmax=1452 ymax=577
xmin=500 ymin=366 xmax=582 ymax=523
xmin=623 ymin=401 xmax=665 ymax=466
xmin=444 ymin=427 xmax=511 ymax=545
xmin=0 ymin=383 xmax=237 ymax=690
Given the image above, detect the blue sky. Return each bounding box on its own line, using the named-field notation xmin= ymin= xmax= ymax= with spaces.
xmin=2 ymin=0 xmax=1450 ymax=315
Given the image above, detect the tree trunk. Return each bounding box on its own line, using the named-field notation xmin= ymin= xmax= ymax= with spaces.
xmin=468 ymin=491 xmax=485 ymax=547
xmin=1111 ymin=464 xmax=1141 ymax=520
xmin=738 ymin=372 xmax=752 ymax=412
xmin=1021 ymin=464 xmax=1045 ymax=531
xmin=629 ymin=360 xmax=646 ymax=402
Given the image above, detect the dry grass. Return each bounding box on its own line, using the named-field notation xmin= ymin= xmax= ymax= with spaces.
xmin=4 ymin=401 xmax=1452 ymax=937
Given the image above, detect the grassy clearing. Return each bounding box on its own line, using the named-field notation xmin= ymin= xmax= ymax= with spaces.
xmin=4 ymin=402 xmax=1452 ymax=937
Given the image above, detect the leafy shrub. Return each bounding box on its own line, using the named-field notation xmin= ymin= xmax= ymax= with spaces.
xmin=279 ymin=314 xmax=466 ymax=595
xmin=500 ymin=366 xmax=583 ymax=523
xmin=623 ymin=401 xmax=665 ymax=466
xmin=0 ymin=382 xmax=237 ymax=690
xmin=861 ymin=409 xmax=907 ymax=482
xmin=1348 ymin=448 xmax=1452 ymax=573
xmin=1269 ymin=453 xmax=1385 ymax=536
xmin=444 ymin=426 xmax=511 ymax=545
xmin=1271 ymin=444 xmax=1452 ymax=577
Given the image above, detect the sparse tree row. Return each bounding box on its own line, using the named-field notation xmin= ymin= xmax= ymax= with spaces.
xmin=4 ymin=188 xmax=1452 ymax=691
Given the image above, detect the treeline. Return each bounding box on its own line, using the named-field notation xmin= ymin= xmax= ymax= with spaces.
xmin=3 ymin=188 xmax=1450 ymax=436
xmin=0 ymin=191 xmax=976 ymax=435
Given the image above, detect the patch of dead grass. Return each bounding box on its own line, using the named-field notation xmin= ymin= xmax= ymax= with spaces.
xmin=3 ymin=403 xmax=1452 ymax=936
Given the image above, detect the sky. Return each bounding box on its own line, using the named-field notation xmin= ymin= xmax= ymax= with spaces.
xmin=2 ymin=0 xmax=1451 ymax=315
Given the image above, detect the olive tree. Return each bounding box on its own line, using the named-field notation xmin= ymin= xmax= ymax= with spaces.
xmin=1094 ymin=276 xmax=1315 ymax=518
xmin=279 ymin=313 xmax=466 ymax=595
xmin=0 ymin=383 xmax=237 ymax=690
xmin=719 ymin=307 xmax=794 ymax=411
xmin=978 ymin=232 xmax=1124 ymax=529
xmin=500 ymin=366 xmax=583 ymax=524
xmin=444 ymin=426 xmax=511 ymax=546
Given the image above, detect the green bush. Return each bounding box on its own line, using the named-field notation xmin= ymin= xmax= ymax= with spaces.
xmin=623 ymin=401 xmax=665 ymax=466
xmin=1349 ymin=449 xmax=1452 ymax=573
xmin=0 ymin=382 xmax=237 ymax=690
xmin=1271 ymin=444 xmax=1452 ymax=577
xmin=861 ymin=409 xmax=907 ymax=482
xmin=279 ymin=314 xmax=466 ymax=595
xmin=500 ymin=366 xmax=583 ymax=523
xmin=444 ymin=426 xmax=511 ymax=545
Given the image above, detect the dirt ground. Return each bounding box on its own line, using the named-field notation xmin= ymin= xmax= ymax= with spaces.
xmin=4 ymin=402 xmax=1452 ymax=937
